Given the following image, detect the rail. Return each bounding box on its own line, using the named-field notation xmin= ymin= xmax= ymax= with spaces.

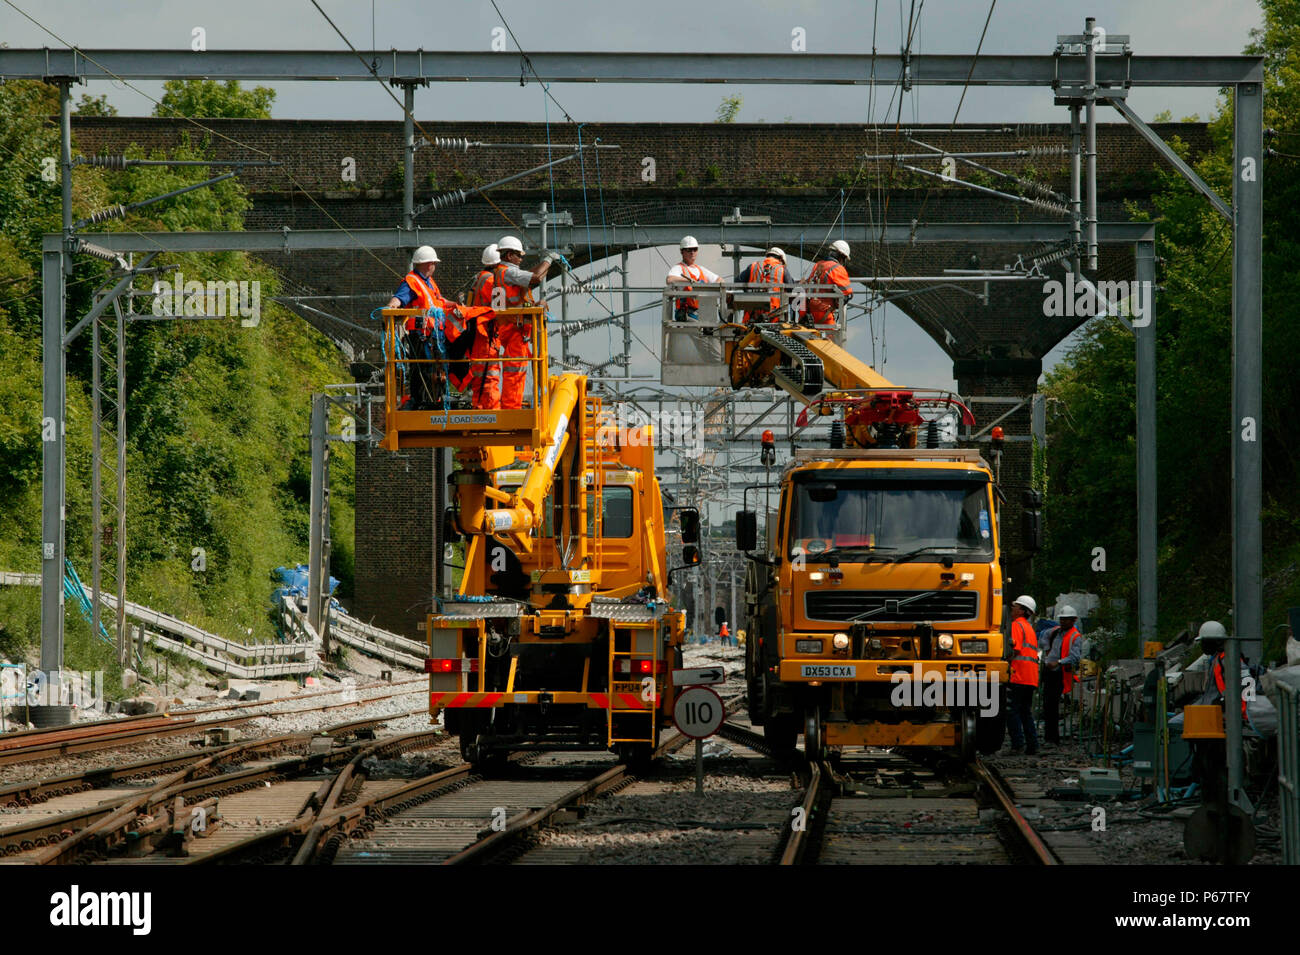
xmin=1279 ymin=681 xmax=1299 ymax=865
xmin=972 ymin=757 xmax=1061 ymax=865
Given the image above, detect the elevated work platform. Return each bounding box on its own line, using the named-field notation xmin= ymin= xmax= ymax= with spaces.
xmin=380 ymin=305 xmax=548 ymax=450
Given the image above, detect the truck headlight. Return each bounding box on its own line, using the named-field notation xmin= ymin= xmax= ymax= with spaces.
xmin=960 ymin=639 xmax=989 ymax=654
xmin=937 ymin=633 xmax=954 ymax=651
xmin=832 ymin=632 xmax=850 ymax=651
xmin=796 ymin=639 xmax=823 ymax=653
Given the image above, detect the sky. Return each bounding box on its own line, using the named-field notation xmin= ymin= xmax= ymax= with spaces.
xmin=2 ymin=0 xmax=1262 ymax=405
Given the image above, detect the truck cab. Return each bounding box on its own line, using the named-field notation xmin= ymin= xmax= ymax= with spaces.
xmin=739 ymin=448 xmax=1009 ymax=760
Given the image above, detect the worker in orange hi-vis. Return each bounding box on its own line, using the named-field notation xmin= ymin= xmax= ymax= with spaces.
xmin=738 ymin=247 xmax=788 ymax=324
xmin=665 ymin=235 xmax=721 ymax=321
xmin=801 ymin=240 xmax=853 ymax=327
xmin=466 ymin=243 xmax=506 ymax=409
xmin=490 ymin=235 xmax=556 ymax=409
xmin=385 ymin=245 xmax=465 ymax=409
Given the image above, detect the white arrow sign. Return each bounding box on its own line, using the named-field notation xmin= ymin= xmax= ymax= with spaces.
xmin=673 ymin=666 xmax=725 ymax=686
xmin=673 ymin=685 xmax=724 ymax=739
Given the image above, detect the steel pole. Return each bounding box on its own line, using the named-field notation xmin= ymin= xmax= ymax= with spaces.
xmin=402 ymin=83 xmax=415 ymax=231
xmin=307 ymin=394 xmax=326 ymax=640
xmin=60 ymin=82 xmax=73 ymax=275
xmin=115 ymin=300 xmax=128 ymax=665
xmin=1228 ymin=79 xmax=1264 ymax=816
xmin=40 ymin=250 xmax=65 ymax=679
xmin=1135 ymin=240 xmax=1157 ymax=651
xmin=1085 ymin=18 xmax=1099 ymax=270
xmin=91 ymin=310 xmax=103 ymax=655
xmin=621 ymin=251 xmax=631 ymax=378
xmin=1070 ymin=104 xmax=1082 ymax=272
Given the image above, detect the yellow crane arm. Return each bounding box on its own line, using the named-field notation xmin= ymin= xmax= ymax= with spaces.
xmin=800 ymin=333 xmax=895 ymax=392
xmin=483 ymin=373 xmax=582 ymax=545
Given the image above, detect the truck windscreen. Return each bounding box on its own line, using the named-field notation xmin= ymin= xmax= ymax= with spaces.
xmin=789 ymin=478 xmax=992 ymax=560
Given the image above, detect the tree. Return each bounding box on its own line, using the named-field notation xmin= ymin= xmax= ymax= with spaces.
xmin=74 ymin=94 xmax=117 ymax=117
xmin=155 ymin=80 xmax=275 ymax=119
xmin=1038 ymin=0 xmax=1300 ymax=658
xmin=715 ymin=94 xmax=743 ymax=123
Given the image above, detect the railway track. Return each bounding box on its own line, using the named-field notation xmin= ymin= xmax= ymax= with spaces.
xmin=774 ymin=747 xmax=1064 ymax=865
xmin=0 ymin=710 xmax=435 ymax=861
xmin=305 ymin=728 xmax=704 ymax=866
xmin=0 ymin=680 xmax=427 ymax=767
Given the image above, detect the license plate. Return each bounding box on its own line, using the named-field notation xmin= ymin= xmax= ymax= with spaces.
xmin=800 ymin=664 xmax=856 ymax=679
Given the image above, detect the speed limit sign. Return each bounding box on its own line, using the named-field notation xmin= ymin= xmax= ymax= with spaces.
xmin=673 ymin=685 xmax=724 ymax=740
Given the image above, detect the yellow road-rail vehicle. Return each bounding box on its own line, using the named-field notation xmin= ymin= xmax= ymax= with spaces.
xmin=382 ymin=306 xmax=697 ymax=770
xmin=725 ymin=319 xmax=1011 ymax=760
xmin=661 ymin=284 xmax=1011 ymax=760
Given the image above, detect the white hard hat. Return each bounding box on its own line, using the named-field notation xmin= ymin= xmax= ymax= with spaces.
xmin=680 ymin=235 xmax=699 ymax=250
xmin=1012 ymin=594 xmax=1037 ymax=614
xmin=498 ymin=235 xmax=524 ymax=254
xmin=830 ymin=239 xmax=851 ymax=261
xmin=481 ymin=244 xmax=500 ymax=266
xmin=1197 ymin=620 xmax=1228 ymax=641
xmin=767 ymin=247 xmax=786 ymax=261
xmin=1057 ymin=605 xmax=1078 ymax=619
xmin=412 ymin=245 xmax=439 ymax=265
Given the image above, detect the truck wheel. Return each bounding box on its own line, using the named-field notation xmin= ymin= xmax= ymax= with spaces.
xmin=960 ymin=709 xmax=977 ymax=763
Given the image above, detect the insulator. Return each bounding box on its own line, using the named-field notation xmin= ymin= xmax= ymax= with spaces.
xmin=1025 ymin=144 xmax=1068 ymax=159
xmin=1014 ymin=124 xmax=1055 ymax=139
xmin=1032 ymin=248 xmax=1070 ymax=268
xmin=1025 ymin=179 xmax=1059 ymax=199
xmin=1029 ymin=196 xmax=1069 ymax=217
xmin=925 ymin=420 xmax=940 ymax=449
xmin=74 ymin=240 xmax=122 ymax=262
xmin=433 ymin=137 xmax=473 ymax=152
xmin=425 ymin=189 xmax=469 ymax=210
xmin=82 ymin=204 xmax=127 ymax=224
xmin=84 ymin=154 xmax=128 ymax=170
xmin=829 ymin=420 xmax=845 ymax=450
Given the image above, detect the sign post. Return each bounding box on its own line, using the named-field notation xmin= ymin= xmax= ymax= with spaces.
xmin=673 ymin=684 xmax=725 ymax=795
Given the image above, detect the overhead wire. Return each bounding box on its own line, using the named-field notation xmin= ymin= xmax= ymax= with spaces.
xmin=2 ymin=0 xmax=422 ymax=285
xmin=308 ymin=0 xmax=528 ymax=238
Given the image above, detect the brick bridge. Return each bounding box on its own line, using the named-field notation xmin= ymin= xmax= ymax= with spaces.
xmin=73 ymin=118 xmax=1209 ymax=637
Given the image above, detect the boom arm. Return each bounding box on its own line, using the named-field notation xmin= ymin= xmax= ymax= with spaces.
xmin=725 ymin=322 xmax=973 ymax=448
xmin=483 ymin=373 xmax=582 ymax=551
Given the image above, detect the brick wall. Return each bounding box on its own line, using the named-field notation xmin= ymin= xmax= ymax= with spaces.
xmin=69 ymin=118 xmax=1210 ymax=199
xmin=351 ymin=376 xmax=436 ymax=639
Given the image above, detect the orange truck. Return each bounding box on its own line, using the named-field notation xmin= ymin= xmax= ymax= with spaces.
xmin=381 ymin=306 xmax=697 ymax=770
xmin=725 ymin=320 xmax=1010 ymax=759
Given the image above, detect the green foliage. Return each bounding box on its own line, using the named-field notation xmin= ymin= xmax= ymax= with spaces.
xmin=0 ymin=80 xmax=354 ymax=676
xmin=715 ymin=95 xmax=743 ymax=123
xmin=1038 ymin=0 xmax=1300 ymax=661
xmin=156 ymin=80 xmax=275 ymax=119
xmin=74 ymin=94 xmax=118 ymax=117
